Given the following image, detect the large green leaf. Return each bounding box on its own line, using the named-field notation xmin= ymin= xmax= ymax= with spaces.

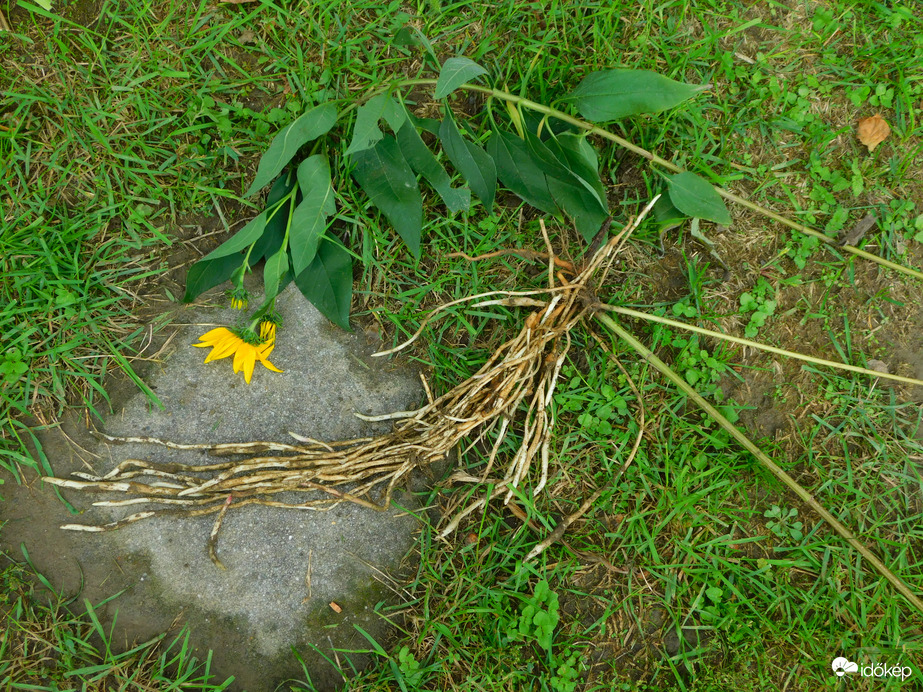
xmin=521 ymin=130 xmax=607 ymax=239
xmin=522 ymin=129 xmax=578 ymax=185
xmin=566 ymin=69 xmax=706 ymax=122
xmin=251 ymin=173 xmax=297 ymax=262
xmin=544 ymin=132 xmax=608 ymax=207
xmin=438 ymin=114 xmax=496 ymax=212
xmin=666 ymin=172 xmax=731 ymax=225
xmin=434 ymin=57 xmax=488 ymax=99
xmin=653 ymin=192 xmax=687 ymax=231
xmin=200 ymin=210 xmax=270 ymax=262
xmin=289 ymin=155 xmax=336 ymax=277
xmin=487 ymin=130 xmax=558 ymax=215
xmin=345 ymin=94 xmax=406 ymax=156
xmin=294 ymin=238 xmax=353 ymax=330
xmin=263 ymin=246 xmax=288 ymax=302
xmin=547 ymin=177 xmax=609 ymax=241
xmin=351 ymin=135 xmax=423 ymax=257
xmin=182 ymin=253 xmax=243 ymax=303
xmin=245 ymin=103 xmax=337 ymax=196
xmin=182 ymin=210 xmax=271 ymax=302
xmin=408 ymin=111 xmax=441 ymax=137
xmin=397 ymin=120 xmax=470 ymax=213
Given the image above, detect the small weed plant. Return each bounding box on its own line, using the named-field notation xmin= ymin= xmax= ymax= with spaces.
xmin=764 ymin=505 xmax=805 ymax=542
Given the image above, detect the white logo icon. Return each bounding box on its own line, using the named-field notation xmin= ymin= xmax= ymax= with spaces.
xmin=832 ymin=657 xmax=859 ymax=676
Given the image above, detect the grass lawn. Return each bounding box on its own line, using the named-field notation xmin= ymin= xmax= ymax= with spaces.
xmin=2 ymin=0 xmax=923 ymax=689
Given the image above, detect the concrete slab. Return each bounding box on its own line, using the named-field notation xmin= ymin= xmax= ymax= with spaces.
xmin=0 ymin=283 xmax=428 ymax=691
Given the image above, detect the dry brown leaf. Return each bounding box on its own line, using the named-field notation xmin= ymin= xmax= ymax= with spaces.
xmin=328 ymin=601 xmax=342 ymax=613
xmin=857 ymin=114 xmax=890 ymax=152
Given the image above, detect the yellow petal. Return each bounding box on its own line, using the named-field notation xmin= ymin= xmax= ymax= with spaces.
xmin=196 ymin=332 xmax=228 ymax=350
xmin=233 ymin=343 xmax=258 ymax=380
xmin=260 ymin=359 xmax=284 ymax=374
xmin=254 ymin=343 xmax=283 ymax=373
xmin=232 ymin=343 xmax=249 ymax=373
xmin=196 ymin=327 xmax=233 ymax=344
xmin=243 ymin=353 xmax=258 ymax=383
xmin=259 ymin=321 xmax=276 ymax=341
xmin=205 ymin=334 xmax=241 ymax=363
xmin=233 ymin=344 xmax=258 ymax=383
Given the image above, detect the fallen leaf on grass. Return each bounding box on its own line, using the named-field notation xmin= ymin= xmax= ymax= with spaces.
xmin=867 ymin=359 xmax=890 ymax=375
xmin=838 ymin=213 xmax=877 ymax=247
xmin=857 ymin=114 xmax=890 ymax=152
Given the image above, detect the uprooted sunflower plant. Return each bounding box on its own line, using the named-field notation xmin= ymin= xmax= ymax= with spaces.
xmin=46 ymin=55 xmax=923 ymax=613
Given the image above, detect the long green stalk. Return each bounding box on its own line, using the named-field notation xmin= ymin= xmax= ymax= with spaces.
xmin=602 ymin=304 xmax=923 ymax=387
xmin=595 ymin=311 xmax=923 ymax=615
xmin=396 ymin=78 xmax=923 ymax=282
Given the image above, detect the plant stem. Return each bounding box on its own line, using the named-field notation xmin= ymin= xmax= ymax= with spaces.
xmin=397 ymin=78 xmax=923 ymax=282
xmin=595 ymin=311 xmax=923 ymax=615
xmin=601 ymin=304 xmax=923 ymax=387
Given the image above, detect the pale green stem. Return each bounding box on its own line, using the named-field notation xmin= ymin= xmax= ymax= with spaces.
xmin=595 ymin=311 xmax=923 ymax=615
xmin=395 ymin=78 xmax=923 ymax=282
xmin=602 ymin=305 xmax=923 ymax=387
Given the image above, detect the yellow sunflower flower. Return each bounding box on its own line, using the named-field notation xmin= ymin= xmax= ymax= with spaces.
xmin=194 ymin=327 xmax=283 ymax=384
xmin=232 ymin=340 xmax=282 ymax=384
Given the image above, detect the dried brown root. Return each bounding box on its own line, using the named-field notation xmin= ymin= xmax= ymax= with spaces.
xmin=446 ymin=248 xmax=576 ymax=273
xmin=43 ymin=200 xmax=659 ymax=556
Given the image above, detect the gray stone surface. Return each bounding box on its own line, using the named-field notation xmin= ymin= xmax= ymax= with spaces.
xmin=0 ymin=283 xmax=427 ymax=691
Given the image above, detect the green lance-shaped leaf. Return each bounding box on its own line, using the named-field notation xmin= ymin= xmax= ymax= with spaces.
xmin=565 ymin=69 xmax=707 ymax=122
xmin=245 ymin=103 xmax=337 ymax=196
xmin=434 ymin=57 xmax=488 ymax=99
xmin=409 ymin=111 xmax=441 ymax=137
xmin=547 ymin=177 xmax=609 ymax=242
xmin=294 ymin=237 xmax=353 ymax=331
xmin=289 ymin=155 xmax=336 ymax=277
xmin=487 ymin=129 xmax=559 ymax=215
xmin=251 ymin=173 xmax=297 ymax=263
xmin=351 ymin=135 xmax=423 ymax=258
xmin=262 ymin=246 xmax=289 ymax=303
xmin=522 ymin=128 xmax=578 ymax=186
xmin=397 ymin=120 xmax=471 ymax=213
xmin=182 ymin=210 xmax=269 ymax=302
xmin=666 ymin=171 xmax=732 ymax=226
xmin=523 ymin=129 xmax=608 ymax=239
xmin=653 ymin=192 xmax=687 ymax=232
xmin=182 ymin=254 xmax=242 ymax=304
xmin=544 ymin=132 xmax=608 ymax=207
xmin=345 ymin=94 xmax=407 ymax=156
xmin=438 ymin=113 xmax=496 ymax=212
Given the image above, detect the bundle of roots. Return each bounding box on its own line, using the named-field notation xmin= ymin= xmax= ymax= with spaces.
xmin=44 ymin=206 xmax=651 ymax=565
